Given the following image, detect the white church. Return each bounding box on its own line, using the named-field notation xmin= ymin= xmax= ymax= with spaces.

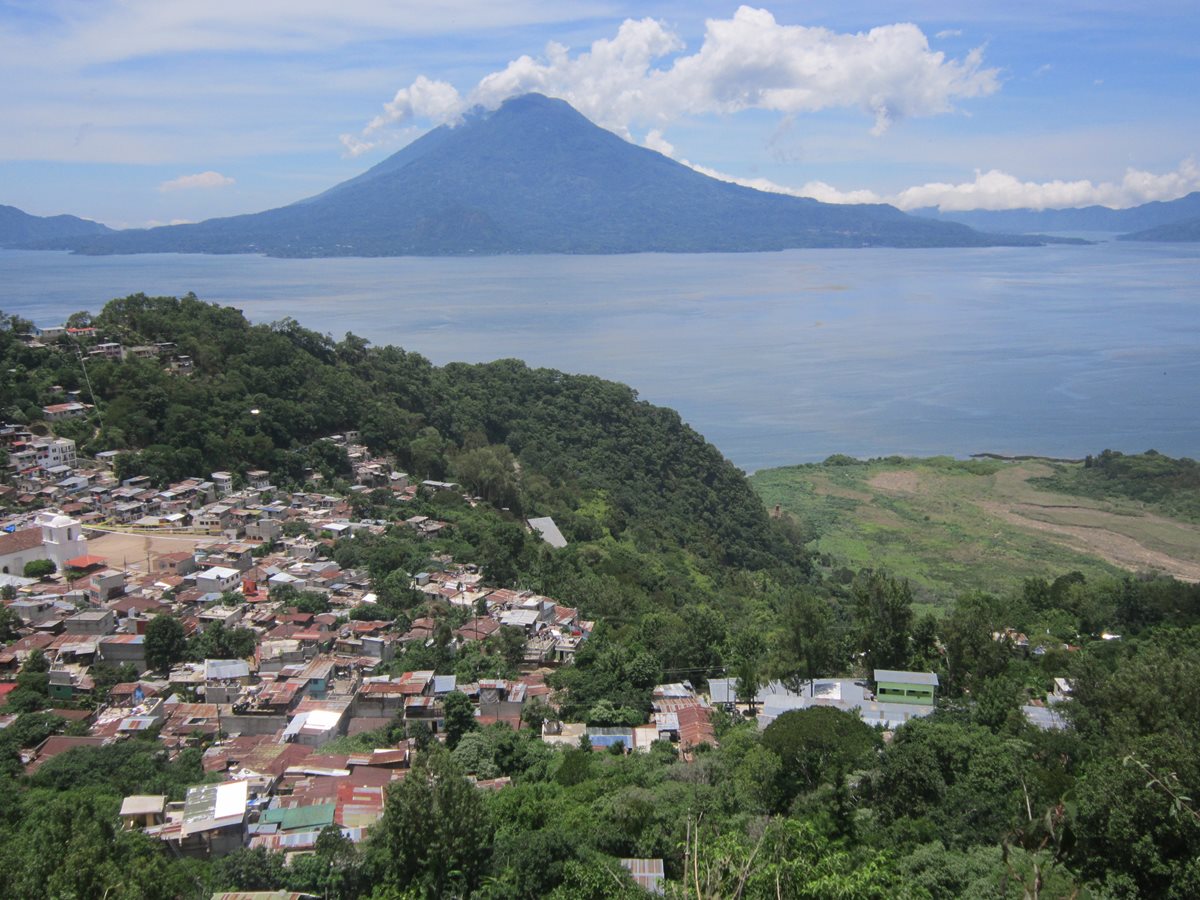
xmin=0 ymin=511 xmax=87 ymax=575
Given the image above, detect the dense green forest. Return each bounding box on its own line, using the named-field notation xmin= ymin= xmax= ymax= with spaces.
xmin=2 ymin=296 xmax=1199 ymax=897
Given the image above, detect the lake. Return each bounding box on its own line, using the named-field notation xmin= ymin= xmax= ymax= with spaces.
xmin=2 ymin=241 xmax=1198 ymax=472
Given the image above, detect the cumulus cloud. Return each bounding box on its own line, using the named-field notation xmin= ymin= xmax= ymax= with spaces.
xmin=891 ymin=159 xmax=1200 ymax=211
xmin=671 ymin=158 xmax=1200 ymax=212
xmin=158 ymin=170 xmax=235 ymax=191
xmin=342 ymin=75 xmax=464 ymax=155
xmin=342 ymin=6 xmax=999 ymax=153
xmin=642 ymin=129 xmax=675 ymax=157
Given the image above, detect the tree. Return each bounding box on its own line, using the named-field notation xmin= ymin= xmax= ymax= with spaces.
xmin=213 ymin=847 xmax=287 ymax=893
xmin=761 ymin=706 xmax=881 ymax=801
xmin=22 ymin=559 xmax=56 ymax=579
xmin=521 ymin=697 xmax=553 ymax=733
xmin=442 ymin=690 xmax=477 ymax=750
xmin=368 ymin=746 xmax=491 ymax=897
xmin=0 ymin=603 xmax=20 ymax=642
xmin=852 ymin=571 xmax=914 ymax=675
xmin=189 ymin=622 xmax=256 ymax=661
xmin=144 ymin=615 xmax=187 ymax=672
xmin=734 ymin=654 xmax=763 ymax=714
xmin=775 ymin=592 xmax=836 ymax=696
xmin=492 ymin=625 xmax=527 ymax=670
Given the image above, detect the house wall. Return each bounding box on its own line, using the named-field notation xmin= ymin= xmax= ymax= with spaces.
xmin=875 ymin=681 xmax=935 ymax=706
xmin=99 ymin=640 xmax=147 ymax=668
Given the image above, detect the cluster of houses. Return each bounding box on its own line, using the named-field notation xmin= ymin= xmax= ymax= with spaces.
xmin=3 ymin=424 xmax=401 ymax=528
xmin=0 ymin=456 xmax=721 ymax=870
xmin=14 ymin=325 xmax=192 ymax=370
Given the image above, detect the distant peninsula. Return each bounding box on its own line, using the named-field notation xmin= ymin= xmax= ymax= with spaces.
xmin=1118 ymin=216 xmax=1200 ymax=242
xmin=0 ymin=204 xmax=112 ymax=248
xmin=18 ymin=94 xmax=1072 ymax=258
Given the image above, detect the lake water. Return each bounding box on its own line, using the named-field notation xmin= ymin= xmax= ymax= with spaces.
xmin=2 ymin=242 xmax=1198 ymax=472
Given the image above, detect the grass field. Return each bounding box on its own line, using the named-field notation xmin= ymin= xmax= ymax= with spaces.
xmin=750 ymin=456 xmax=1200 ymax=603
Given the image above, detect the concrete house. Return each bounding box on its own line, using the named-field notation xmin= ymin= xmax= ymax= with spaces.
xmin=211 ymin=473 xmax=234 ymax=497
xmin=66 ymin=608 xmax=117 ymax=635
xmin=41 ymin=402 xmax=91 ymax=421
xmin=120 ymin=795 xmax=167 ymax=830
xmin=873 ymin=670 xmax=939 ymax=706
xmin=195 ymin=566 xmax=242 ymax=595
xmin=156 ymin=551 xmax=198 ymax=577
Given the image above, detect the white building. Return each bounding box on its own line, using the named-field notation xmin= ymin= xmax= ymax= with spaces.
xmin=195 ymin=566 xmax=242 ymax=595
xmin=37 ymin=437 xmax=77 ymax=470
xmin=36 ymin=511 xmax=86 ymax=569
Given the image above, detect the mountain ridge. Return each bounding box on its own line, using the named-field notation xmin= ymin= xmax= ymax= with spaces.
xmin=22 ymin=94 xmax=1065 ymax=258
xmin=913 ymin=191 xmax=1200 ymax=235
xmin=0 ymin=204 xmax=113 ymax=247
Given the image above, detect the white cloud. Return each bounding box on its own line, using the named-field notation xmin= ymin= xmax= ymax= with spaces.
xmin=642 ymin=129 xmax=675 ymax=157
xmin=345 ymin=6 xmax=1000 ymax=149
xmin=341 ymin=75 xmax=465 ymax=156
xmin=665 ymin=156 xmax=1200 ymax=212
xmin=719 ymin=159 xmax=1200 ymax=212
xmin=890 ymin=159 xmax=1200 ymax=210
xmin=935 ymin=29 xmax=963 ymax=39
xmin=158 ymin=171 xmax=235 ymax=192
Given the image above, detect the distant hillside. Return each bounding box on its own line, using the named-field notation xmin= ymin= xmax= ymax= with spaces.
xmin=914 ymin=191 xmax=1200 ymax=234
xmin=32 ymin=94 xmax=1056 ymax=257
xmin=1119 ymin=216 xmax=1200 ymax=242
xmin=0 ymin=204 xmax=112 ymax=247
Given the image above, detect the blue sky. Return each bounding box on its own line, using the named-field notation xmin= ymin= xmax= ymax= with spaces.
xmin=1 ymin=1 xmax=1197 ymax=227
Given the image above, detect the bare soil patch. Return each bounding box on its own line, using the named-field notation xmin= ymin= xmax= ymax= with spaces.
xmin=977 ymin=500 xmax=1200 ymax=583
xmin=811 ymin=480 xmax=874 ymax=502
xmin=83 ymin=530 xmax=219 ymax=574
xmin=868 ymin=470 xmax=921 ymax=494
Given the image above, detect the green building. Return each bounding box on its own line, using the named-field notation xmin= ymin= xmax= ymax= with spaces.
xmin=873 ymin=669 xmax=938 ymax=706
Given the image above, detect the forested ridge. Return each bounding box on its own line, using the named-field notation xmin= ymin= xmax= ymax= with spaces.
xmin=1 ymin=295 xmax=1199 ymax=898
xmin=3 ymin=292 xmax=789 ymax=571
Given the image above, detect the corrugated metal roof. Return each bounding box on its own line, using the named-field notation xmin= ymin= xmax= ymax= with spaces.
xmin=1023 ymin=704 xmax=1068 ymax=731
xmin=261 ymin=802 xmax=335 ymax=832
xmin=620 ymin=859 xmax=665 ymax=895
xmin=527 ymin=516 xmax=568 ymax=548
xmin=181 ymin=781 xmax=247 ymax=836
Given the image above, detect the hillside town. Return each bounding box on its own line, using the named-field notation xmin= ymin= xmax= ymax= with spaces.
xmin=0 ymin=419 xmax=959 ymax=874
